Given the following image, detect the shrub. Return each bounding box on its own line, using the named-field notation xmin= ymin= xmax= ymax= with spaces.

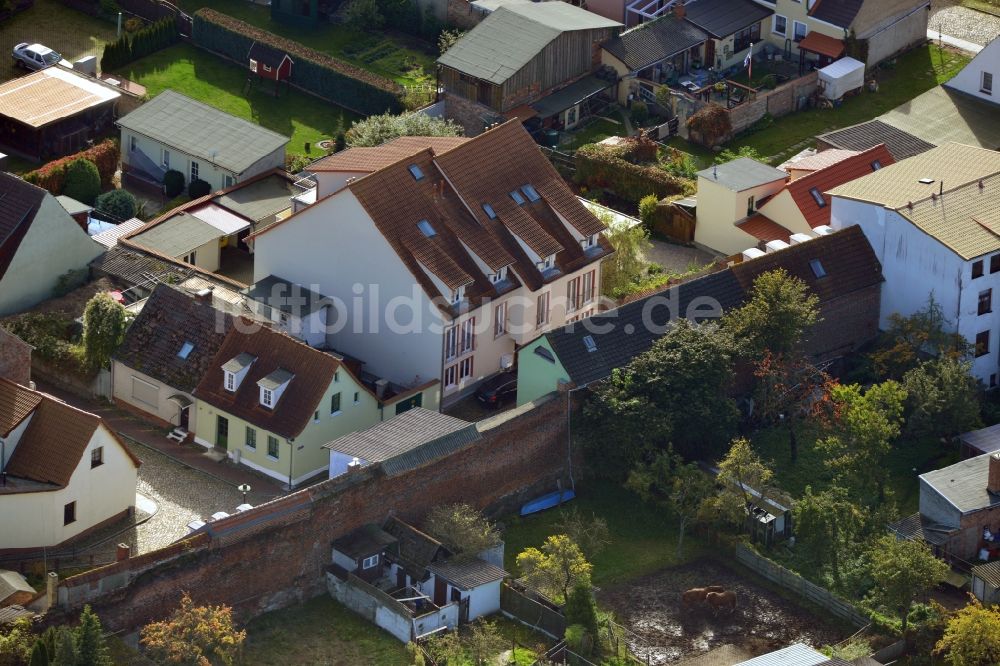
xmin=188 ymin=178 xmax=211 ymax=198
xmin=62 ymin=159 xmax=101 ymax=205
xmin=686 ymin=103 xmax=732 ymax=147
xmin=101 ymin=18 xmax=178 ymax=71
xmin=438 ymin=28 xmax=465 ymax=55
xmin=53 ymin=269 xmax=89 ymax=298
xmin=163 ymin=169 xmax=185 ymax=198
xmin=94 ymin=189 xmax=138 ymax=221
xmin=638 ymin=194 xmax=659 ymax=228
xmin=630 ymin=100 xmax=649 ymax=125
xmin=124 ymin=16 xmax=144 ymax=32
xmin=575 ymin=143 xmax=694 ymax=203
xmin=23 ymin=140 xmax=119 ymax=194
xmin=344 ymin=0 xmax=385 ymax=30
xmin=192 ymin=9 xmax=403 ymax=116
xmin=285 ymin=154 xmax=311 ymax=174
xmin=346 ymin=111 xmax=463 ymax=147
xmin=334 ymin=132 xmax=347 ymax=152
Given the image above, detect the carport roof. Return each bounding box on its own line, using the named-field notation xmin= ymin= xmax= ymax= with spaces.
xmin=531 ymin=75 xmax=612 ymax=118
xmin=129 ymin=212 xmax=223 ymax=258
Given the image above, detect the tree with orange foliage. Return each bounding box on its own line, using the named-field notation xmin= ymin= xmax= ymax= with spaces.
xmin=140 ymin=593 xmax=245 ymax=666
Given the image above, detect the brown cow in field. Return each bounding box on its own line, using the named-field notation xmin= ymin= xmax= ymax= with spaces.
xmin=681 ymin=588 xmax=708 ymax=603
xmin=706 ymin=590 xmax=737 ymax=612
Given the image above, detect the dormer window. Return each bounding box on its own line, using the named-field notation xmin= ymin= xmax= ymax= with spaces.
xmin=408 ymin=164 xmax=424 ymax=180
xmin=521 ymin=184 xmax=541 ymax=202
xmin=258 ymin=368 xmax=294 ymax=409
xmin=871 ymin=160 xmax=883 ymax=171
xmin=225 ymin=371 xmax=236 ymax=391
xmin=222 ymin=353 xmax=256 ymax=392
xmin=538 ymin=255 xmax=556 ymax=271
xmin=581 ymin=234 xmax=599 ymax=250
xmin=510 ymin=190 xmax=526 ymax=205
xmin=490 ymin=266 xmax=508 ymax=284
xmin=482 ymin=203 xmax=497 ymax=219
xmin=452 ymin=285 xmax=466 ymax=304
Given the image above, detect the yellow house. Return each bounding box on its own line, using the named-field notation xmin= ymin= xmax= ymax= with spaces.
xmin=193 ymin=323 xmax=439 ymax=488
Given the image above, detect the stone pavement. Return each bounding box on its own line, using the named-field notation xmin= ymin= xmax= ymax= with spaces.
xmin=929 ymin=4 xmax=1000 ymax=47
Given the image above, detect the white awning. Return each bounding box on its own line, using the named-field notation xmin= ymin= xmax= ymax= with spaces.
xmin=189 ymin=203 xmax=251 ymax=235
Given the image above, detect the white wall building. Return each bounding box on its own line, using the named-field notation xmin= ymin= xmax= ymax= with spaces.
xmin=829 ymin=142 xmax=1000 ymax=385
xmin=946 ymin=34 xmax=1000 ymax=104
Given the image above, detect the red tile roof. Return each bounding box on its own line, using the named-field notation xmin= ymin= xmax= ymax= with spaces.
xmin=738 ymin=214 xmax=792 ymax=243
xmin=1 ymin=379 xmax=140 ymax=488
xmin=797 ymin=30 xmax=846 ymax=59
xmin=783 ymin=144 xmax=895 ymax=229
xmin=784 ymin=149 xmax=858 ymax=173
xmin=309 ymin=136 xmax=470 ymax=173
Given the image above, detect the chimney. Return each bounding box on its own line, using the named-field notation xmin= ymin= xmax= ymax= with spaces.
xmin=195 ymin=286 xmax=214 ymax=303
xmin=347 ymin=457 xmax=363 ymax=473
xmin=374 ymin=378 xmax=389 ymax=399
xmin=674 ymin=1 xmax=685 ymax=19
xmin=45 ymin=572 xmax=58 ymax=612
xmin=116 ymin=543 xmax=131 ymax=561
xmin=989 ymin=453 xmax=1000 ymax=494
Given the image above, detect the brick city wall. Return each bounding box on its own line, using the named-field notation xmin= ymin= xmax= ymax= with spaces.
xmin=53 ymin=395 xmax=573 ymax=633
xmin=0 ymin=329 xmax=31 ymax=385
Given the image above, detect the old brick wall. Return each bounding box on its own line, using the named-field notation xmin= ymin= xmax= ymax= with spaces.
xmin=61 ymin=395 xmax=572 ymax=633
xmin=442 ymin=93 xmax=498 ymax=136
xmin=729 ymin=71 xmax=820 ymax=136
xmin=805 ymin=283 xmax=882 ymax=361
xmin=0 ymin=329 xmax=31 ymax=385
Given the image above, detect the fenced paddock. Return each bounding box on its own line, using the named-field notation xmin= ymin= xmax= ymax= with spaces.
xmin=735 ymin=545 xmax=869 ymax=628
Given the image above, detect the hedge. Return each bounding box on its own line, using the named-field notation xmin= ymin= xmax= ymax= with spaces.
xmin=101 ymin=17 xmax=180 ymax=71
xmin=574 ymin=143 xmax=694 ymax=203
xmin=23 ymin=139 xmax=120 ymax=194
xmin=192 ymin=8 xmax=403 ymax=116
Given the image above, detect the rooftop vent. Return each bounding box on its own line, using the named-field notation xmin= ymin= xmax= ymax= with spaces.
xmin=918 ymin=178 xmax=935 ymax=185
xmin=742 ymin=247 xmax=766 ymax=261
xmin=980 ymin=180 xmax=986 ymax=190
xmin=789 ymin=233 xmax=813 ymax=245
xmin=765 ymin=240 xmax=790 ymax=253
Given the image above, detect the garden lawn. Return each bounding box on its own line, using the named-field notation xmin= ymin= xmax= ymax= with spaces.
xmin=669 ymin=44 xmax=970 ymax=165
xmin=242 ymin=595 xmax=409 ymax=665
xmin=0 ymin=0 xmax=117 ymax=83
xmin=502 ymin=480 xmax=704 ymax=587
xmin=750 ymin=424 xmax=958 ymax=516
xmin=116 ymin=44 xmax=359 ymax=157
xmin=174 ymin=0 xmax=435 ymax=87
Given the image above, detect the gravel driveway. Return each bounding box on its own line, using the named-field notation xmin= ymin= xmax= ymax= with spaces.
xmin=930 ymin=0 xmax=1000 ymax=46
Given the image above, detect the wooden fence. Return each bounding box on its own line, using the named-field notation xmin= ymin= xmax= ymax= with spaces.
xmin=539 ymin=146 xmax=576 ymax=178
xmin=735 ymin=545 xmax=869 ymax=628
xmin=500 ymin=583 xmax=566 ymax=640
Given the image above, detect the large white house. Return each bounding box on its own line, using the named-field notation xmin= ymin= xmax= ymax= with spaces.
xmin=945 ymin=33 xmax=999 ymax=106
xmin=0 ymin=379 xmax=140 ymax=551
xmin=249 ymin=121 xmax=611 ymax=403
xmin=829 ymin=142 xmax=1000 ymax=385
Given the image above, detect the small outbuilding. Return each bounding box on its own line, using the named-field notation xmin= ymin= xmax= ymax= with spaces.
xmin=818 ymin=57 xmax=865 ymax=101
xmin=247 ymin=41 xmax=293 ymax=97
xmin=0 ymin=571 xmax=34 ymax=607
xmin=332 ymin=525 xmax=399 ymax=583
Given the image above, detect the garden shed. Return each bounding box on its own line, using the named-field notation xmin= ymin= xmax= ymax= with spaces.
xmin=818 ymin=57 xmax=865 ymax=101
xmin=247 ymin=41 xmax=293 ymax=95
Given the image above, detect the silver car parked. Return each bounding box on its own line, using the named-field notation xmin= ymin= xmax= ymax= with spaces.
xmin=12 ymin=43 xmax=70 ymax=71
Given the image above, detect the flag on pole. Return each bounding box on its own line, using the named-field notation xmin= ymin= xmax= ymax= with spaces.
xmin=744 ymin=43 xmax=753 ymax=68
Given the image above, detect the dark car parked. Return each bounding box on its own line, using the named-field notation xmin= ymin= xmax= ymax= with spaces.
xmin=475 ymin=371 xmax=517 ymax=408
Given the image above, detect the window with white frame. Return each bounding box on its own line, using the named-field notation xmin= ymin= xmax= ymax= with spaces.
xmin=983 ymin=71 xmax=994 ymax=95
xmin=581 ymin=234 xmax=599 ymax=250
xmin=539 ymin=255 xmax=556 ymax=271
xmin=261 ymin=387 xmax=274 ymax=408
xmin=452 ymin=285 xmax=466 ymax=304
xmin=162 ymin=149 xmax=170 ymax=169
xmin=250 ymin=58 xmax=258 ymax=73
xmin=567 ymin=277 xmax=580 ymax=313
xmin=331 ymin=392 xmax=341 ymax=414
xmin=225 ymin=371 xmax=236 ymax=392
xmin=183 ymin=250 xmax=197 ymax=265
xmin=582 ymin=270 xmax=595 ymax=305
xmin=793 ymin=21 xmax=808 ymax=42
xmin=460 ymin=317 xmax=475 ymax=355
xmin=490 ymin=266 xmax=508 ymax=284
xmin=224 ymin=174 xmax=234 ymax=188
xmin=494 ymin=301 xmax=507 ymax=337
xmin=537 ymin=292 xmax=550 ymax=327
xmin=444 ymin=357 xmax=474 ymax=387
xmin=445 ymin=325 xmax=458 ymax=360
xmin=362 ymin=555 xmax=379 ymax=569
xmin=267 ymin=435 xmax=279 ymax=459
xmin=773 ymin=15 xmax=787 ymax=36
xmin=444 ymin=363 xmax=458 ymax=387
xmin=129 ymin=135 xmax=137 ymax=152
xmin=190 ymin=161 xmax=200 ymax=182
xmin=245 ymin=426 xmax=256 ymax=449
xmin=459 ymin=357 xmax=473 ymax=381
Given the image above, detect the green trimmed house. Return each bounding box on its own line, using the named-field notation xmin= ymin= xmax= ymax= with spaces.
xmin=193 ymin=323 xmax=439 ymax=487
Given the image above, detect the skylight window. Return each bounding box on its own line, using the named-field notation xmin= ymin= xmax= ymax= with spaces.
xmin=408 ymin=164 xmax=424 ymax=180
xmin=521 ymin=184 xmax=541 ymax=202
xmin=809 ymin=187 xmax=826 ymax=208
xmin=482 ymin=203 xmax=497 ymax=219
xmin=177 ymin=341 xmax=194 ymax=359
xmin=510 ymin=190 xmax=526 ymax=205
xmin=809 ymin=259 xmax=827 ymax=278
xmin=583 ymin=335 xmax=597 ymax=353
xmin=919 ymin=178 xmax=935 ymax=185
xmin=417 ymin=219 xmax=437 ymax=237
xmin=871 ymin=160 xmax=882 ymax=171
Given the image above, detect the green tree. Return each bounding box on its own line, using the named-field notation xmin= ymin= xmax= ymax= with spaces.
xmin=601 ymin=214 xmax=652 ymax=298
xmin=52 ymin=628 xmax=76 ymax=666
xmin=424 ymin=630 xmax=463 ymax=665
xmin=795 ymin=485 xmax=865 ymax=588
xmin=903 ymin=357 xmax=981 ymax=440
xmin=437 ymin=28 xmax=465 ymax=54
xmin=82 ymin=292 xmax=129 ymax=370
xmin=752 ymin=351 xmax=833 ymax=463
xmin=423 ymin=503 xmax=500 ymax=561
xmin=333 ymin=132 xmax=347 ymax=153
xmin=580 ymin=320 xmax=737 ymax=475
xmin=715 ymin=145 xmax=765 ymax=164
xmin=564 ymin=581 xmax=600 ymax=648
xmin=935 ymin=599 xmax=1000 ymax=665
xmin=516 ymin=535 xmax=592 ymax=603
xmin=163 ymin=170 xmax=185 ymax=198
xmin=554 ymin=509 xmax=610 ymax=559
xmin=466 ymin=619 xmax=505 ymax=666
xmin=867 ymin=535 xmax=947 ymax=631
xmin=703 ymin=438 xmax=775 ymax=528
xmin=187 ymin=178 xmax=211 ymax=198
xmin=627 ymin=449 xmax=714 ymax=557
xmin=62 ymin=158 xmax=101 ymax=205
xmin=724 ymin=269 xmax=819 ymax=357
xmin=346 ymin=111 xmax=463 ymax=148
xmin=870 ymin=295 xmax=970 ymax=380
xmin=0 ymin=618 xmax=34 ymax=666
xmin=140 ymin=592 xmax=245 ymax=666
xmin=74 ymin=605 xmax=112 ymax=666
xmin=94 ymin=189 xmax=137 ymax=221
xmin=29 ymin=639 xmax=49 ymax=666
xmin=818 ymin=381 xmax=907 ymax=503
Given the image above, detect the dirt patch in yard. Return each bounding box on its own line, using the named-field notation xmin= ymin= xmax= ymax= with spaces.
xmin=599 ymin=560 xmax=848 ymax=664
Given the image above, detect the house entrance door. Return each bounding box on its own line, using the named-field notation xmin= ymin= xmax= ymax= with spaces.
xmin=179 ymin=406 xmax=190 ymax=430
xmin=434 ymin=576 xmax=447 ymax=606
xmin=216 ymin=415 xmax=229 ymax=450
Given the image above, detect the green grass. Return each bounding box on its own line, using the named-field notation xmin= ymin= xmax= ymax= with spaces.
xmin=750 ymin=424 xmax=958 ymax=516
xmin=0 ymin=0 xmax=118 ymax=83
xmin=669 ymin=44 xmax=970 ymax=165
xmin=960 ymin=0 xmax=1000 ymax=17
xmin=502 ymin=480 xmax=703 ymax=588
xmin=242 ymin=595 xmax=410 ymax=665
xmin=174 ymin=0 xmax=435 ymax=87
xmin=117 ymin=43 xmax=359 ymax=157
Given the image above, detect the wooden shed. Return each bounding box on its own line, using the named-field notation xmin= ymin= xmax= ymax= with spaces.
xmin=247 ymin=41 xmax=294 ymax=96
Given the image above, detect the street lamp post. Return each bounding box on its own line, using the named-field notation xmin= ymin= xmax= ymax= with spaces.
xmin=238 ymin=484 xmax=252 ymax=505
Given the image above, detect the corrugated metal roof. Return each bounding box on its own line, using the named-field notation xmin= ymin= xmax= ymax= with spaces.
xmin=920 ymin=453 xmax=1000 ymax=515
xmin=437 ymin=3 xmax=620 ymax=84
xmin=91 ymin=217 xmax=145 ymax=248
xmin=816 ymin=120 xmax=935 ymax=161
xmin=117 ymin=90 xmax=289 ymax=175
xmin=602 ymin=15 xmax=707 ymax=71
xmin=887 ymin=512 xmax=954 ymax=546
xmin=960 ymin=423 xmax=1000 ymax=457
xmin=427 ymin=558 xmax=508 ymax=589
xmin=531 ymin=75 xmax=613 ymax=118
xmin=0 ymin=67 xmax=119 ymax=128
xmin=683 ymin=0 xmax=773 ymax=38
xmin=973 ymin=560 xmax=1000 ymax=587
xmin=733 ymin=643 xmax=831 ymax=666
xmin=697 ymin=158 xmax=787 ymax=192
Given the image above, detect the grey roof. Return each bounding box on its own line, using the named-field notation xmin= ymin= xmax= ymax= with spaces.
xmin=531 ymin=75 xmax=613 ymax=118
xmin=816 ymin=119 xmax=935 ymax=161
xmin=129 ymin=212 xmax=222 ymax=258
xmin=383 ymin=516 xmax=450 ymax=579
xmin=809 ymin=0 xmax=864 ymax=29
xmin=427 ymin=558 xmax=508 ymax=589
xmin=683 ymin=0 xmax=773 ymax=38
xmin=0 ymin=605 xmax=33 ymax=627
xmin=258 ymin=368 xmax=294 ymax=390
xmin=960 ymin=423 xmax=1000 ymax=457
xmin=973 ymin=560 xmax=1000 ymax=587
xmin=212 ymin=174 xmax=296 ymax=224
xmin=697 ymin=158 xmax=787 ymax=191
xmin=887 ymin=512 xmax=954 ymax=546
xmin=56 ymin=195 xmax=91 ymax=215
xmin=881 ymin=85 xmax=1000 ymax=151
xmin=332 ymin=524 xmax=397 ymax=560
xmin=91 ymin=218 xmax=145 ymax=248
xmin=921 ymin=453 xmax=1000 ymax=515
xmin=323 ymin=408 xmax=481 ymax=476
xmin=222 ymin=352 xmax=256 ymax=373
xmin=0 ymin=570 xmax=33 ymax=604
xmin=90 ymin=245 xmax=192 ymax=286
xmin=603 ymin=15 xmax=707 ymax=71
xmin=242 ymin=274 xmax=333 ymax=317
xmin=0 ymin=172 xmax=47 ymax=283
xmin=437 ymin=3 xmax=621 ymax=85
xmin=117 ymin=90 xmax=289 ymax=174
